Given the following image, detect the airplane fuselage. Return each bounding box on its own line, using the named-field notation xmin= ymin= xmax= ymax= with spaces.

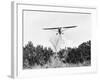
xmin=58 ymin=28 xmax=61 ymax=34
xmin=57 ymin=27 xmax=62 ymax=35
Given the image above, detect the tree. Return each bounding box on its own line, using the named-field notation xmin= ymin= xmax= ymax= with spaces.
xmin=78 ymin=40 xmax=91 ymax=62
xmin=23 ymin=41 xmax=36 ymax=68
xmin=58 ymin=40 xmax=91 ymax=64
xmin=23 ymin=41 xmax=54 ymax=68
xmin=23 ymin=40 xmax=91 ymax=69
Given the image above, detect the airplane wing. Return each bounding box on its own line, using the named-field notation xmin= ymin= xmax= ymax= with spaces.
xmin=63 ymin=26 xmax=77 ymax=29
xmin=43 ymin=27 xmax=59 ymax=30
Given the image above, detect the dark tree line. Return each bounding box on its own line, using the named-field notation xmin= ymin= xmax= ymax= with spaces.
xmin=23 ymin=40 xmax=91 ymax=69
xmin=23 ymin=41 xmax=54 ymax=68
xmin=58 ymin=40 xmax=91 ymax=64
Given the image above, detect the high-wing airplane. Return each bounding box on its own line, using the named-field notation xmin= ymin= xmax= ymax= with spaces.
xmin=43 ymin=26 xmax=77 ymax=35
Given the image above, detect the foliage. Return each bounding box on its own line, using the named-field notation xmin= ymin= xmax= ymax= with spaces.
xmin=23 ymin=41 xmax=54 ymax=68
xmin=58 ymin=40 xmax=91 ymax=64
xmin=23 ymin=40 xmax=91 ymax=69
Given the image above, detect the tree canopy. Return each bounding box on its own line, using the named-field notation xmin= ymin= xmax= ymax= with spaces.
xmin=23 ymin=40 xmax=91 ymax=69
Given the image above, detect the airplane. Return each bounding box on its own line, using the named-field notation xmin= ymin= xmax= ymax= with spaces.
xmin=43 ymin=26 xmax=77 ymax=35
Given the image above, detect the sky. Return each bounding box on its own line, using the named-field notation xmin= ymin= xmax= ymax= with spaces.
xmin=23 ymin=10 xmax=91 ymax=51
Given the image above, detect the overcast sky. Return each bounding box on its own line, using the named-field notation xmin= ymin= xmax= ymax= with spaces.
xmin=23 ymin=10 xmax=91 ymax=50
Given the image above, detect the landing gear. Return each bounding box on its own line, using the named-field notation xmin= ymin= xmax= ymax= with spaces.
xmin=56 ymin=33 xmax=58 ymax=35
